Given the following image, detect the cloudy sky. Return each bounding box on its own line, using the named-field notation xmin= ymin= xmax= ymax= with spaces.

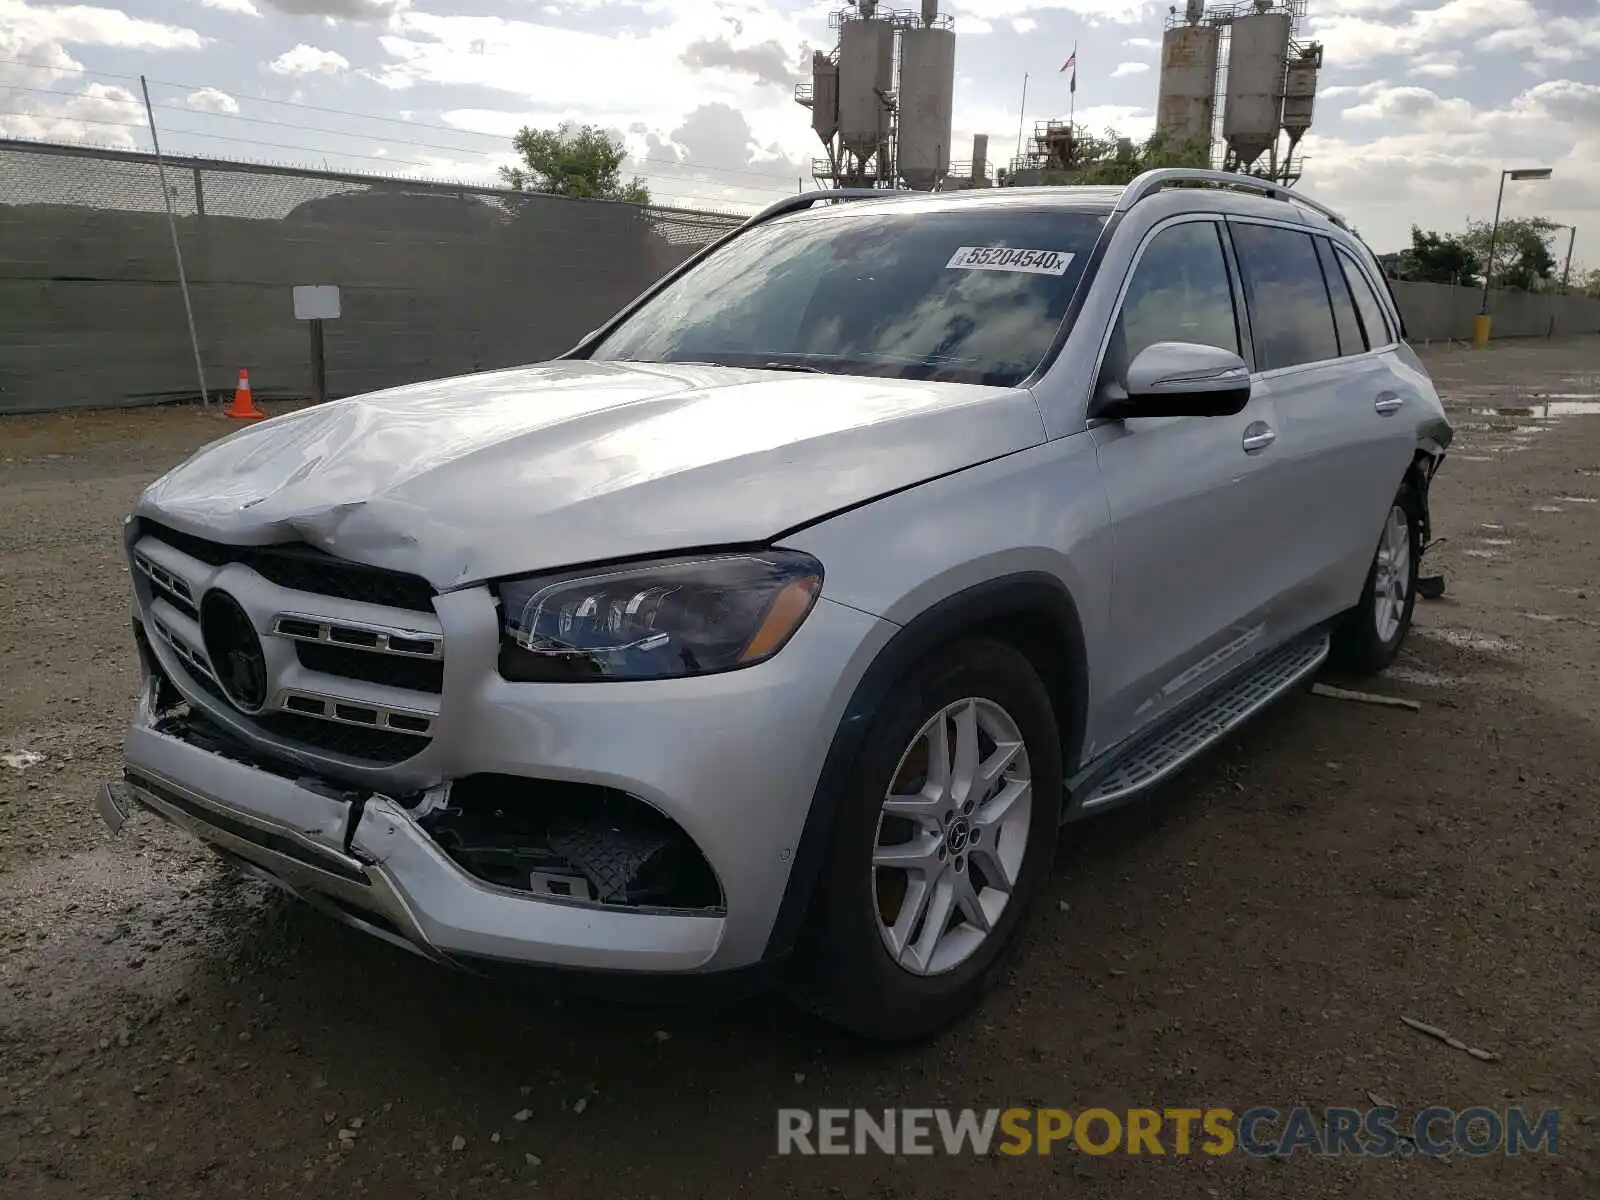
xmin=2 ymin=0 xmax=1597 ymax=259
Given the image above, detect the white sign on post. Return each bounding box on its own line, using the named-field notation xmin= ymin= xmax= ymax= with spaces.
xmin=293 ymin=285 xmax=341 ymax=321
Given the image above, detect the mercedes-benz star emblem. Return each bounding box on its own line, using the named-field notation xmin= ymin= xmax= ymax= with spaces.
xmin=947 ymin=817 xmax=971 ymax=855
xmin=199 ymin=589 xmax=268 ymax=712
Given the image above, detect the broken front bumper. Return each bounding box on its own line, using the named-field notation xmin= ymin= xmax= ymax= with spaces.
xmin=108 ymin=682 xmax=724 ymax=973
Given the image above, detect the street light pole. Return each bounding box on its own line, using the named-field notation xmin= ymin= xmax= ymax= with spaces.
xmin=1560 ymin=224 xmax=1577 ymax=292
xmin=1474 ymin=166 xmax=1554 ymax=346
xmin=1479 ymin=170 xmax=1508 ymax=317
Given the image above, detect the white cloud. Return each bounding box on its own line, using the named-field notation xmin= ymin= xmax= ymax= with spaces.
xmin=1011 ymin=17 xmax=1038 ymax=33
xmin=950 ymin=0 xmax=1146 ymax=21
xmin=0 ymin=0 xmax=203 ymax=51
xmin=196 ymin=0 xmax=260 ymax=15
xmin=1123 ymin=35 xmax=1159 ymax=49
xmin=0 ymin=0 xmax=202 ymax=144
xmin=371 ymin=7 xmax=821 ymax=169
xmin=0 ymin=80 xmax=142 ymax=148
xmin=258 ymin=0 xmax=402 ymax=21
xmin=1110 ymin=61 xmax=1150 ymax=78
xmin=1302 ymin=79 xmax=1600 ymax=252
xmin=268 ymin=43 xmax=351 ymax=76
xmin=1307 ymin=0 xmax=1600 ymax=67
xmin=184 ymin=86 xmax=239 ymax=114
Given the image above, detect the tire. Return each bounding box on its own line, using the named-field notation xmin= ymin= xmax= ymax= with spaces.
xmin=784 ymin=637 xmax=1063 ymax=1042
xmin=1329 ymin=478 xmax=1422 ymax=675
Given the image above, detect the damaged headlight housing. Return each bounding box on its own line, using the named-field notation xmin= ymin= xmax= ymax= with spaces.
xmin=494 ymin=551 xmax=824 ymax=682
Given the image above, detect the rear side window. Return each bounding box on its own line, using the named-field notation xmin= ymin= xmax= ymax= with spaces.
xmin=1315 ymin=238 xmax=1366 ymax=355
xmin=1336 ymin=248 xmax=1395 ymax=349
xmin=1228 ymin=222 xmax=1339 ymax=371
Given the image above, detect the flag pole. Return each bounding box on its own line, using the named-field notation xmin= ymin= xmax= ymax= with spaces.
xmin=1068 ymin=40 xmax=1078 ymax=131
xmin=1014 ymin=72 xmax=1029 ymax=168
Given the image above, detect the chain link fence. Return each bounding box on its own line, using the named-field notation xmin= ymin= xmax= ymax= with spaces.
xmin=0 ymin=139 xmax=747 ymax=413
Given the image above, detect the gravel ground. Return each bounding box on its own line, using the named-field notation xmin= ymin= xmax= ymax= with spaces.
xmin=1 ymin=339 xmax=1597 ymax=1199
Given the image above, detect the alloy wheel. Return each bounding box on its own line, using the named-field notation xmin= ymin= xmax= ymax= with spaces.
xmin=871 ymin=697 xmax=1033 ymax=977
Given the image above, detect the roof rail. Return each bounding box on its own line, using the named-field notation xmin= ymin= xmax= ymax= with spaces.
xmin=740 ymin=187 xmax=898 ymax=228
xmin=1115 ymin=168 xmax=1350 ymax=231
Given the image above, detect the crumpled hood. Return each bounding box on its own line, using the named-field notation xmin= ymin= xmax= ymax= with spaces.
xmin=137 ymin=360 xmax=1046 ymax=588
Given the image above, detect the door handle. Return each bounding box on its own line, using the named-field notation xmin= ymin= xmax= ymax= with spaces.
xmin=1242 ymin=422 xmax=1276 ymax=453
xmin=1374 ymin=392 xmax=1405 ymax=415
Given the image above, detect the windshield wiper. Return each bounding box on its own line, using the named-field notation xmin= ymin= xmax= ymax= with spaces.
xmin=757 ymin=360 xmax=827 ymax=374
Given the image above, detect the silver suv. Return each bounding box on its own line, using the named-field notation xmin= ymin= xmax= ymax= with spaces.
xmin=99 ymin=169 xmax=1452 ymax=1041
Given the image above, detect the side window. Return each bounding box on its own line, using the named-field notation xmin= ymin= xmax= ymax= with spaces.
xmin=1228 ymin=222 xmax=1339 ymax=371
xmin=1315 ymin=238 xmax=1366 ymax=355
xmin=1337 ymin=248 xmax=1395 ymax=349
xmin=1110 ymin=221 xmax=1241 ymax=376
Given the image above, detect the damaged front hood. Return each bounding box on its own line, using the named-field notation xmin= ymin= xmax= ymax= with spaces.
xmin=137 ymin=360 xmax=1045 ymax=588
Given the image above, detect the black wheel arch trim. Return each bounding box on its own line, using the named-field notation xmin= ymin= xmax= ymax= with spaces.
xmin=761 ymin=571 xmax=1089 ymax=962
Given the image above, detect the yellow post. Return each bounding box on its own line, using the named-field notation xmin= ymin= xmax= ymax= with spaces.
xmin=1472 ymin=314 xmax=1492 ymax=347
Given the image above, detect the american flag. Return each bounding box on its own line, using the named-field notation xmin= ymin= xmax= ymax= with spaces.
xmin=1062 ymin=45 xmax=1078 ymax=93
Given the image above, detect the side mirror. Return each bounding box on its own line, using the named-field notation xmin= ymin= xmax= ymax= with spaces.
xmin=1091 ymin=341 xmax=1252 ymax=420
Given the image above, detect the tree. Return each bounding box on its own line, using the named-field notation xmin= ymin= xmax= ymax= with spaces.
xmin=1400 ymin=226 xmax=1480 ymax=286
xmin=1461 ymin=215 xmax=1560 ymax=292
xmin=1072 ymin=129 xmax=1211 ymax=185
xmin=499 ymin=123 xmax=650 ymax=204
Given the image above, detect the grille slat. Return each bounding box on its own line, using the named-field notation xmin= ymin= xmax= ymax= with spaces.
xmin=139 ymin=520 xmax=437 ymax=614
xmin=133 ymin=518 xmax=443 ymax=767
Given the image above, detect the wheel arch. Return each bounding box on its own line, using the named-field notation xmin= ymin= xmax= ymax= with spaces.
xmin=1406 ymin=445 xmax=1444 ymax=546
xmin=762 ymin=571 xmax=1088 ymax=961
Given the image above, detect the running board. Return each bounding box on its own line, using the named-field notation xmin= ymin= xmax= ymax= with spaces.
xmin=1070 ymin=630 xmax=1331 ymax=815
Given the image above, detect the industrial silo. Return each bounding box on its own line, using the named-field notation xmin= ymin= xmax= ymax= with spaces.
xmin=810 ymin=50 xmax=840 ymax=143
xmin=897 ymin=3 xmax=956 ymax=190
xmin=1155 ymin=22 xmax=1220 ymax=151
xmin=1222 ymin=7 xmax=1290 ymax=167
xmin=838 ymin=13 xmax=895 ymax=164
xmin=1280 ymin=47 xmax=1319 ymax=140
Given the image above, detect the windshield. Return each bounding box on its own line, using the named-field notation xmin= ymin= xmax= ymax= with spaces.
xmin=588 ymin=204 xmax=1108 ymax=387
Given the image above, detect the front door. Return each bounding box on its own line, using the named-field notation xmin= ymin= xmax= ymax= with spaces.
xmin=1087 ymin=216 xmax=1289 ymax=757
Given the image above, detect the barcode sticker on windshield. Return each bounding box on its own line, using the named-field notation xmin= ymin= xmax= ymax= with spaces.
xmin=945 ymin=247 xmax=1074 ymax=276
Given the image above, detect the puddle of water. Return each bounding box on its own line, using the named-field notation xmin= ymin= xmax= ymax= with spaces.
xmin=1420 ymin=628 xmax=1516 ymax=654
xmin=1477 ymin=538 xmax=1514 ymax=546
xmin=1464 ymin=400 xmax=1600 ymax=418
xmin=1462 ymin=548 xmax=1499 ymax=558
xmin=1520 ymin=612 xmax=1563 ymax=623
xmin=1532 ymin=505 xmax=1565 ymax=513
xmin=1386 ymin=664 xmax=1460 ymax=689
xmin=1453 ymin=454 xmax=1493 ymax=462
xmin=2 ymin=749 xmax=45 ymax=770
xmin=1555 ymin=496 xmax=1597 ymax=504
xmin=1480 ymin=523 xmax=1504 ymax=530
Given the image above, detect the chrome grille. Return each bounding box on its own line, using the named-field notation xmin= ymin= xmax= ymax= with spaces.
xmin=130 ymin=520 xmax=444 ymax=766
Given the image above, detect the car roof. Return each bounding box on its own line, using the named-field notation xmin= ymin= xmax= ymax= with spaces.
xmin=780 ymin=186 xmax=1125 ymax=220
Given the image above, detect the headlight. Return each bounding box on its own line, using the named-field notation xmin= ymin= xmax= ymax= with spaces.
xmin=494 ymin=550 xmax=823 ymax=682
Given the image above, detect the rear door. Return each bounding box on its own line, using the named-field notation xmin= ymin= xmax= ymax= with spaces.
xmin=1225 ymin=218 xmax=1420 ymax=629
xmin=1088 ymin=215 xmax=1290 ymax=753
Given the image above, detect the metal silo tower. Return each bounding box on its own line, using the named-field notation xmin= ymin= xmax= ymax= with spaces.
xmin=1154 ymin=0 xmax=1322 ymax=188
xmin=794 ymin=1 xmax=962 ymax=191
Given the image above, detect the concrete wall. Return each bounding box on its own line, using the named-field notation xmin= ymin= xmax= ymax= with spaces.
xmin=1389 ymin=279 xmax=1600 ymax=343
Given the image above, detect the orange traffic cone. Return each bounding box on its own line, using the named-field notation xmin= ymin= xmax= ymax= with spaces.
xmin=226 ymin=369 xmax=265 ymax=421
